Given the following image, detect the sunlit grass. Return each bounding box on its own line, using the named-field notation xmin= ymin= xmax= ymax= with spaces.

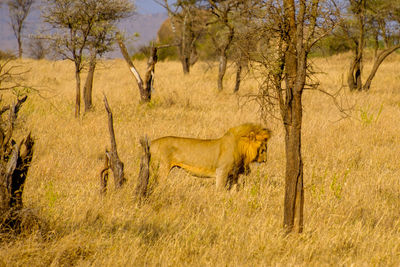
xmin=0 ymin=54 xmax=399 ymax=266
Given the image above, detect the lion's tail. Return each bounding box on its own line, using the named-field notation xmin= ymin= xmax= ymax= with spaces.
xmin=135 ymin=136 xmax=150 ymax=200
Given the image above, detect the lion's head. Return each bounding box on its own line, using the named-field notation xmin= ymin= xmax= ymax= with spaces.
xmin=227 ymin=123 xmax=271 ymax=166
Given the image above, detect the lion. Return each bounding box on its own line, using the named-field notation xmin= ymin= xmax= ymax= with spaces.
xmin=148 ymin=123 xmax=271 ymax=190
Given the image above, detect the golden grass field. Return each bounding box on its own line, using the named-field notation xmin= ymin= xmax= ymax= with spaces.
xmin=0 ymin=53 xmax=399 ymax=266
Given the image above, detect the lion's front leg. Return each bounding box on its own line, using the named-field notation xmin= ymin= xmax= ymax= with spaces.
xmin=227 ymin=173 xmax=240 ymax=191
xmin=215 ymin=167 xmax=230 ymax=190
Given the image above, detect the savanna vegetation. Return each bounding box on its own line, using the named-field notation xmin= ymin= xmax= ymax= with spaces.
xmin=0 ymin=53 xmax=398 ymax=265
xmin=0 ymin=0 xmax=400 ymax=265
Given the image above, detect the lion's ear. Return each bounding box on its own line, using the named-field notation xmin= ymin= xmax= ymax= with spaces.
xmin=248 ymin=131 xmax=256 ymax=141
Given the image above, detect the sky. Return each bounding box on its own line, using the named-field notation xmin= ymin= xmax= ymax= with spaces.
xmin=135 ymin=0 xmax=168 ymax=14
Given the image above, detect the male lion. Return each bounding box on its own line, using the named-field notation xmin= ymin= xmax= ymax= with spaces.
xmin=149 ymin=123 xmax=271 ymax=190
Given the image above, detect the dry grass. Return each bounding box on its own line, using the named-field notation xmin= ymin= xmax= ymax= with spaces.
xmin=0 ymin=53 xmax=399 ymax=266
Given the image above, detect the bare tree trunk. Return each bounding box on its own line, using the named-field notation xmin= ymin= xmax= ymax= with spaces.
xmin=180 ymin=53 xmax=190 ymax=74
xmin=348 ymin=44 xmax=363 ymax=91
xmin=363 ymin=44 xmax=400 ymax=91
xmin=217 ymin=52 xmax=228 ymax=91
xmin=283 ymin=96 xmax=304 ymax=233
xmin=17 ymin=35 xmax=22 ymax=59
xmin=117 ymin=37 xmax=151 ymax=102
xmin=83 ymin=52 xmax=96 ymax=112
xmin=233 ymin=63 xmax=242 ymax=93
xmin=144 ymin=47 xmax=158 ymax=94
xmin=75 ymin=69 xmax=81 ymax=118
xmin=281 ymin=0 xmax=305 ymax=234
xmin=348 ymin=0 xmax=365 ymax=92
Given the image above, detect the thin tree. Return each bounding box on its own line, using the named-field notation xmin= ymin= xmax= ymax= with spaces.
xmin=206 ymin=0 xmax=239 ymax=91
xmin=243 ymin=0 xmax=338 ymax=233
xmin=7 ymin=0 xmax=35 ymax=59
xmin=347 ymin=0 xmax=366 ymax=91
xmin=161 ymin=0 xmax=207 ymax=74
xmin=42 ymin=0 xmax=133 ymax=117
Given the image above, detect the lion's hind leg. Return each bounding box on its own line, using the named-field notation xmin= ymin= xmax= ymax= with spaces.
xmin=150 ymin=158 xmax=171 ymax=187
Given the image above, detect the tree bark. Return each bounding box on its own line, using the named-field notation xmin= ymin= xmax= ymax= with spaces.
xmin=281 ymin=0 xmax=305 ymax=234
xmin=0 ymin=97 xmax=34 ymax=232
xmin=348 ymin=43 xmax=363 ymax=91
xmin=144 ymin=47 xmax=158 ymax=95
xmin=233 ymin=63 xmax=242 ymax=93
xmin=117 ymin=37 xmax=151 ymax=102
xmin=217 ymin=52 xmax=228 ymax=91
xmin=75 ymin=68 xmax=81 ymax=118
xmin=100 ymin=151 xmax=109 ymax=194
xmin=363 ymin=44 xmax=400 ymax=91
xmin=135 ymin=136 xmax=150 ymax=200
xmin=17 ymin=35 xmax=22 ymax=59
xmin=103 ymin=95 xmax=126 ymax=189
xmin=180 ymin=53 xmax=190 ymax=74
xmin=83 ymin=52 xmax=96 ymax=112
xmin=283 ymin=94 xmax=304 ymax=233
xmin=348 ymin=0 xmax=365 ymax=91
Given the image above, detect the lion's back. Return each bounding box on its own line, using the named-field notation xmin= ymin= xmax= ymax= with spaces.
xmin=150 ymin=136 xmax=232 ymax=177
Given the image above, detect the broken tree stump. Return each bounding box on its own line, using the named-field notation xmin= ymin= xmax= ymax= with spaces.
xmin=101 ymin=95 xmax=126 ymax=191
xmin=117 ymin=33 xmax=174 ymax=104
xmin=135 ymin=136 xmax=150 ymax=200
xmin=0 ymin=96 xmax=35 ymax=233
xmin=99 ymin=149 xmax=110 ymax=194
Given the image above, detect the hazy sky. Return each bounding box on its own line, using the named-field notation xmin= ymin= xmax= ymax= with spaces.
xmin=136 ymin=0 xmax=168 ymax=14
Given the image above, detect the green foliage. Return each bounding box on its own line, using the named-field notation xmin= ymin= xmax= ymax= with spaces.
xmin=45 ymin=182 xmax=59 ymax=208
xmin=311 ymin=34 xmax=352 ymax=57
xmin=330 ymin=173 xmax=343 ymax=200
xmin=42 ymin=0 xmax=134 ymax=60
xmin=359 ymin=104 xmax=383 ymax=125
xmin=158 ymin=45 xmax=179 ymax=61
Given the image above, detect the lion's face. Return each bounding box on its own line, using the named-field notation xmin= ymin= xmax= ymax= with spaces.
xmin=255 ymin=141 xmax=268 ymax=163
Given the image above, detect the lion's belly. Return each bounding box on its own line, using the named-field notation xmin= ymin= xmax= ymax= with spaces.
xmin=151 ymin=136 xmax=222 ymax=178
xmin=173 ymin=162 xmax=216 ymax=178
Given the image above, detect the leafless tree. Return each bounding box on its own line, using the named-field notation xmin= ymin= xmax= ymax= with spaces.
xmin=41 ymin=0 xmax=133 ymax=117
xmin=7 ymin=0 xmax=35 ymax=58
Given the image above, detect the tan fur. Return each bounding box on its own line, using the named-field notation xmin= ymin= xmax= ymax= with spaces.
xmin=149 ymin=123 xmax=271 ymax=190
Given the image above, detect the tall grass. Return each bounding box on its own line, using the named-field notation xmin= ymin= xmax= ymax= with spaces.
xmin=0 ymin=54 xmax=399 ymax=266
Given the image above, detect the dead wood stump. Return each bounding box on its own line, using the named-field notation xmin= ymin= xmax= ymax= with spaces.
xmin=135 ymin=136 xmax=150 ymax=200
xmin=100 ymin=95 xmax=126 ymax=193
xmin=0 ymin=96 xmax=36 ymax=233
